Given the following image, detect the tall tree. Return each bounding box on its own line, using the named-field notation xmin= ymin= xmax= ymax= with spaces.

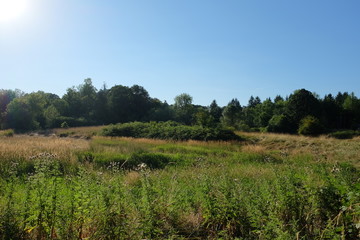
xmin=148 ymin=99 xmax=174 ymax=122
xmin=248 ymin=96 xmax=261 ymax=108
xmin=254 ymin=98 xmax=274 ymax=127
xmin=5 ymin=98 xmax=37 ymax=131
xmin=321 ymin=94 xmax=341 ymax=129
xmin=0 ymin=89 xmax=21 ymax=128
xmin=222 ymin=98 xmax=242 ymax=128
xmin=94 ymin=85 xmax=110 ymax=124
xmin=209 ymin=100 xmax=222 ymax=124
xmin=4 ymin=91 xmax=54 ymax=130
xmin=286 ymin=89 xmax=321 ymax=132
xmin=343 ymin=93 xmax=360 ymax=128
xmin=107 ymin=85 xmax=133 ymax=123
xmin=129 ymin=85 xmax=152 ymax=121
xmin=173 ymin=93 xmax=194 ymax=125
xmin=62 ymin=87 xmax=82 ymax=118
xmin=78 ymin=78 xmax=97 ymax=119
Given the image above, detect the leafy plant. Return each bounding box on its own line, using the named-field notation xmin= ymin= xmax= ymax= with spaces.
xmin=328 ymin=130 xmax=359 ymax=139
xmin=102 ymin=121 xmax=241 ymax=141
xmin=0 ymin=129 xmax=14 ymax=137
xmin=298 ymin=115 xmax=324 ymax=136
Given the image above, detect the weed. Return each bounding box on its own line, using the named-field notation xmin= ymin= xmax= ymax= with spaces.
xmin=0 ymin=131 xmax=359 ymax=239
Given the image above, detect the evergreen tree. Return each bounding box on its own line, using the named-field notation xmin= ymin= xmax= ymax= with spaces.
xmin=222 ymin=98 xmax=242 ymax=128
xmin=209 ymin=100 xmax=222 ymax=123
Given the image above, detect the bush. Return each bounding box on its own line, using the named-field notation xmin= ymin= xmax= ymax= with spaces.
xmin=0 ymin=129 xmax=14 ymax=137
xmin=128 ymin=152 xmax=173 ymax=169
xmin=53 ymin=116 xmax=95 ymax=128
xmin=267 ymin=114 xmax=293 ymax=133
xmin=61 ymin=121 xmax=69 ymax=128
xmin=298 ymin=116 xmax=324 ymax=136
xmin=102 ymin=121 xmax=242 ymax=141
xmin=237 ymin=122 xmax=251 ymax=132
xmin=328 ymin=130 xmax=359 ymax=139
xmin=76 ymin=151 xmax=173 ymax=170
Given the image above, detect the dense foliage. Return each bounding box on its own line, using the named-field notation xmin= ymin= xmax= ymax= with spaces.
xmin=102 ymin=121 xmax=241 ymax=141
xmin=1 ymin=79 xmax=360 ymax=134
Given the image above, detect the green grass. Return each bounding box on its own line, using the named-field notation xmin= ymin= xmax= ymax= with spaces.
xmin=0 ymin=133 xmax=359 ymax=239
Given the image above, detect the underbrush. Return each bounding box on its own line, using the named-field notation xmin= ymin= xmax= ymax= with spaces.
xmin=0 ymin=135 xmax=359 ymax=239
xmin=76 ymin=151 xmax=177 ymax=170
xmin=328 ymin=130 xmax=360 ymax=139
xmin=0 ymin=129 xmax=14 ymax=137
xmin=101 ymin=121 xmax=241 ymax=141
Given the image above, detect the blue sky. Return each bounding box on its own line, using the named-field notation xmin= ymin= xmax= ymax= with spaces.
xmin=1 ymin=0 xmax=359 ymax=106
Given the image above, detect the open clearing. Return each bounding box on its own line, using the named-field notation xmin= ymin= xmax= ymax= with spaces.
xmin=0 ymin=129 xmax=359 ymax=239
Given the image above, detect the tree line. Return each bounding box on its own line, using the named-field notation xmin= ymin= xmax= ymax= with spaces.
xmin=0 ymin=78 xmax=359 ymax=135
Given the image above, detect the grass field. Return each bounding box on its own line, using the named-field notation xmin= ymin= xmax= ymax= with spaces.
xmin=0 ymin=128 xmax=359 ymax=239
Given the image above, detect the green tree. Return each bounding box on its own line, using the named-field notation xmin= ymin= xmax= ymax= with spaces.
xmin=221 ymin=98 xmax=242 ymax=129
xmin=107 ymin=85 xmax=133 ymax=123
xmin=148 ymin=100 xmax=174 ymax=122
xmin=267 ymin=114 xmax=292 ymax=133
xmin=195 ymin=109 xmax=215 ymax=127
xmin=274 ymin=95 xmax=284 ymax=103
xmin=209 ymin=100 xmax=222 ymax=124
xmin=78 ymin=78 xmax=97 ymax=119
xmin=0 ymin=89 xmax=22 ymax=129
xmin=44 ymin=105 xmax=60 ymax=128
xmin=254 ymin=98 xmax=274 ymax=128
xmin=5 ymin=98 xmax=38 ymax=131
xmin=129 ymin=85 xmax=152 ymax=121
xmin=335 ymin=92 xmax=349 ymax=106
xmin=241 ymin=107 xmax=255 ymax=128
xmin=342 ymin=93 xmax=360 ymax=128
xmin=248 ymin=96 xmax=261 ymax=108
xmin=94 ymin=85 xmax=110 ymax=124
xmin=4 ymin=91 xmax=61 ymax=130
xmin=173 ymin=93 xmax=194 ymax=125
xmin=286 ymin=89 xmax=321 ymax=132
xmin=62 ymin=87 xmax=82 ymax=118
xmin=321 ymin=94 xmax=341 ymax=129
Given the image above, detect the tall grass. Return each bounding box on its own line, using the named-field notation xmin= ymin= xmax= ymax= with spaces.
xmin=0 ymin=133 xmax=359 ymax=239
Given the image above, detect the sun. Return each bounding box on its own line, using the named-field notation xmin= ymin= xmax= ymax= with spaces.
xmin=0 ymin=0 xmax=28 ymax=23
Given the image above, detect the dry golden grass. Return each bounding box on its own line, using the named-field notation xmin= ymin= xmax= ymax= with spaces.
xmin=238 ymin=131 xmax=360 ymax=167
xmin=95 ymin=136 xmax=238 ymax=147
xmin=1 ymin=129 xmax=358 ymax=170
xmin=0 ymin=135 xmax=89 ymax=161
xmin=179 ymin=210 xmax=204 ymax=231
xmin=123 ymin=171 xmax=141 ymax=186
xmin=241 ymin=144 xmax=267 ymax=155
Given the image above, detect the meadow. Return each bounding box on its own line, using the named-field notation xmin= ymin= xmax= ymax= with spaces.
xmin=0 ymin=127 xmax=359 ymax=239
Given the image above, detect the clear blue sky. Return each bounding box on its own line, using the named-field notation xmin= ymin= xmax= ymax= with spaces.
xmin=1 ymin=0 xmax=359 ymax=106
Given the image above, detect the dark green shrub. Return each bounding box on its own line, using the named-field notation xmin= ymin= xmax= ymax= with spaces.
xmin=101 ymin=121 xmax=241 ymax=141
xmin=59 ymin=133 xmax=69 ymax=138
xmin=76 ymin=151 xmax=173 ymax=170
xmin=53 ymin=116 xmax=95 ymax=128
xmin=61 ymin=121 xmax=69 ymax=129
xmin=298 ymin=115 xmax=324 ymax=136
xmin=328 ymin=130 xmax=359 ymax=139
xmin=128 ymin=152 xmax=172 ymax=169
xmin=267 ymin=114 xmax=293 ymax=133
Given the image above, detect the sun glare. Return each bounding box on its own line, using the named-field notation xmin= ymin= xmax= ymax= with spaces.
xmin=0 ymin=0 xmax=28 ymax=23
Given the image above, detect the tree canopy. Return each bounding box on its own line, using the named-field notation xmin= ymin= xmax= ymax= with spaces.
xmin=0 ymin=79 xmax=359 ymax=135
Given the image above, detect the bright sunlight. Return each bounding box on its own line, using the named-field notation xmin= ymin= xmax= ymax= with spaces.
xmin=0 ymin=0 xmax=28 ymax=23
